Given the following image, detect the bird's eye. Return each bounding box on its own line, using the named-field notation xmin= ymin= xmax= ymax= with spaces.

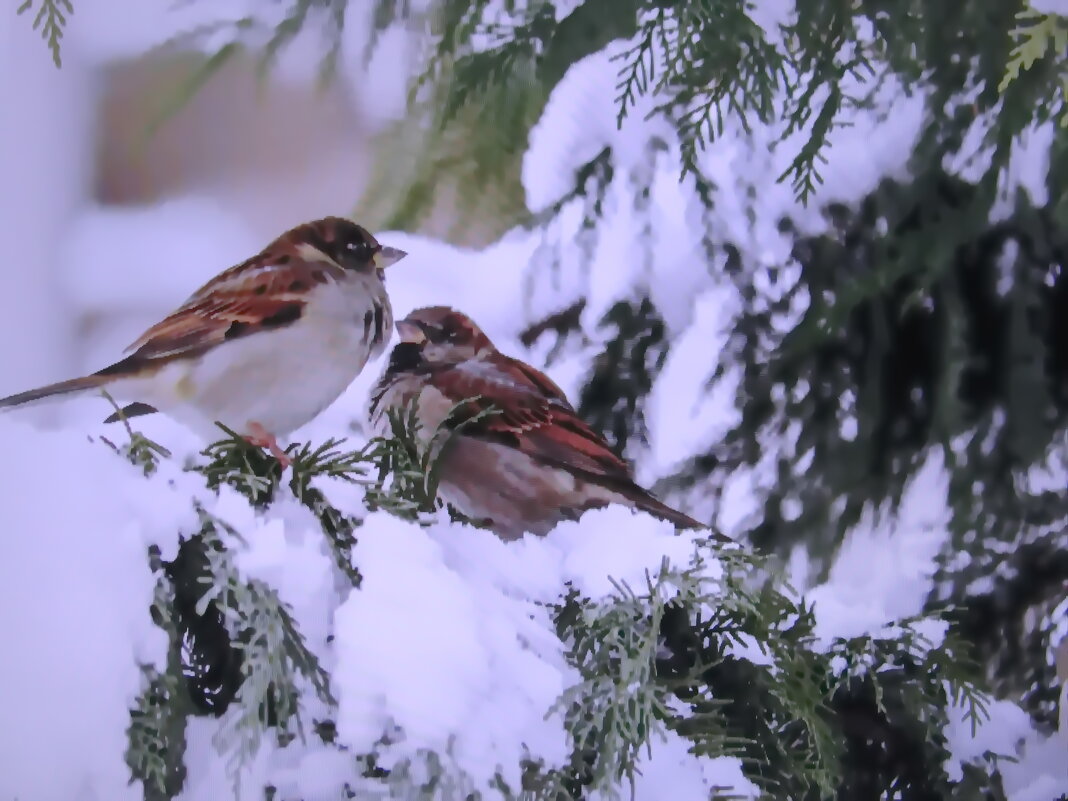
xmin=424 ymin=325 xmax=451 ymax=343
xmin=345 ymin=240 xmax=375 ymax=262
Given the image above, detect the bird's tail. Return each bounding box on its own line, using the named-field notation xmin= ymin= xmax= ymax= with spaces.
xmin=0 ymin=374 xmax=111 ymax=412
xmin=627 ymin=488 xmax=732 ymax=543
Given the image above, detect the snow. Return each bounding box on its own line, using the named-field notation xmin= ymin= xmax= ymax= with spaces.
xmin=4 ymin=1 xmax=1068 ymax=799
xmin=631 ymin=732 xmax=759 ymax=800
xmin=0 ymin=418 xmax=181 ymax=801
xmin=984 ymin=708 xmax=1068 ymax=800
xmin=61 ymin=199 xmax=259 ymax=316
xmin=552 ymin=506 xmax=713 ymax=600
xmin=327 ymin=505 xmax=726 ymax=791
xmin=333 ymin=513 xmax=570 ymax=788
xmin=1032 ymin=0 xmax=1068 ymax=13
xmin=644 ymin=287 xmax=741 ymax=482
xmin=944 ymin=698 xmax=1033 ymax=782
xmin=807 ymin=453 xmax=951 ymax=644
xmin=0 ymin=12 xmax=93 ymax=403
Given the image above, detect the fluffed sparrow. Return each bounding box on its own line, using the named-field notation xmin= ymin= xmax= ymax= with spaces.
xmin=368 ymin=306 xmax=716 ymax=539
xmin=0 ymin=216 xmax=407 ymax=465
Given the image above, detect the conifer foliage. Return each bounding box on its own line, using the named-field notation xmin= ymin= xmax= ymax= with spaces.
xmin=111 ymin=416 xmax=1000 ymax=800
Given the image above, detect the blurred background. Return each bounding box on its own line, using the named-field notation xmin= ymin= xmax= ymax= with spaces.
xmin=3 ymin=1 xmax=1068 ymax=795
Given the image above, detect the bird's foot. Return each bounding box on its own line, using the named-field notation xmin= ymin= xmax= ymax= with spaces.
xmin=244 ymin=422 xmax=292 ymax=469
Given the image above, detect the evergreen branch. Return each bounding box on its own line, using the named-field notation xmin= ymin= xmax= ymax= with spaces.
xmin=577 ymin=296 xmax=670 ymax=456
xmin=439 ymin=35 xmax=539 ymax=127
xmin=528 ymin=146 xmax=614 ymax=228
xmin=126 ymin=547 xmax=192 ymax=801
xmin=192 ymin=510 xmax=335 ymax=773
xmin=285 ymin=437 xmax=373 ymax=586
xmin=111 ymin=421 xmax=1011 ymax=795
xmin=364 ymin=0 xmax=413 ymax=64
xmin=316 ymin=0 xmax=349 ymax=89
xmin=378 ymin=0 xmax=637 ymax=242
xmin=197 ymin=424 xmax=377 ymax=498
xmin=612 ymin=14 xmax=660 ymax=128
xmin=196 ymin=427 xmax=375 ymax=584
xmin=933 ymin=631 xmax=993 ymax=737
xmin=288 ymin=435 xmax=372 ymax=478
xmin=18 ymin=0 xmax=73 ymax=68
xmin=117 ymin=0 xmax=1068 ymax=225
xmin=821 ymin=617 xmax=1000 ymax=790
xmin=648 ymin=1 xmax=786 ymax=176
xmin=255 ymin=0 xmax=329 ymax=83
xmin=354 ymin=86 xmax=533 ymax=243
xmin=361 ymin=401 xmax=445 ymax=519
xmin=362 ymin=395 xmax=501 ymax=525
xmin=96 ymin=391 xmax=173 ymax=475
xmin=194 ymin=424 xmax=284 ymax=508
xmin=550 ymin=571 xmax=674 ymax=793
xmin=126 ymin=664 xmax=188 ymax=801
xmin=998 ymin=3 xmax=1068 ymax=128
xmin=775 ymin=4 xmax=869 ymax=203
xmin=551 ymin=541 xmax=841 ymax=796
xmin=538 ymin=0 xmax=639 ymax=90
xmin=777 ymin=83 xmax=838 ymax=204
xmin=999 ymin=5 xmax=1068 ymax=93
xmin=411 ymin=0 xmax=494 ymax=102
xmin=690 ymin=550 xmax=840 ymax=796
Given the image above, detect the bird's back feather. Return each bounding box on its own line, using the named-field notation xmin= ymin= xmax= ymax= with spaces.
xmin=379 ymin=353 xmax=720 ymax=537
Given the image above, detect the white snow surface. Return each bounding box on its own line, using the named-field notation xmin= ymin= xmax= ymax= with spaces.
xmin=0 ymin=420 xmax=187 ymax=801
xmin=1030 ymin=0 xmax=1068 ymax=16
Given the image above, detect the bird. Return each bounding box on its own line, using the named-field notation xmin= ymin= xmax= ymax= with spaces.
xmin=0 ymin=216 xmax=407 ymax=467
xmin=367 ymin=306 xmax=720 ymax=540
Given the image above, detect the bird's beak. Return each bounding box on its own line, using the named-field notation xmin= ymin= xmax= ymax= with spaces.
xmin=396 ymin=319 xmax=427 ymax=344
xmin=373 ymin=245 xmax=408 ymax=270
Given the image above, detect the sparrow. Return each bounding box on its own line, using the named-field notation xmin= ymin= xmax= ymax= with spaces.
xmin=0 ymin=216 xmax=407 ymax=466
xmin=368 ymin=306 xmax=715 ymax=540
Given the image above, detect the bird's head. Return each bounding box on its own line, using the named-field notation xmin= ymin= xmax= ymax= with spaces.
xmin=285 ymin=217 xmax=408 ymax=280
xmin=394 ymin=306 xmax=496 ymax=363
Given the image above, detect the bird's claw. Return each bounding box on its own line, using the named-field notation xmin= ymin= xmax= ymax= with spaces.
xmin=244 ymin=422 xmax=292 ymax=469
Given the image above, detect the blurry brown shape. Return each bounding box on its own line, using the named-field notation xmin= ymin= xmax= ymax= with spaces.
xmin=94 ymin=51 xmax=371 ymax=236
xmin=94 ymin=48 xmax=529 ymax=249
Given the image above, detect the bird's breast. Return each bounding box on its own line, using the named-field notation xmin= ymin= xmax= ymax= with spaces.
xmin=304 ymin=276 xmax=392 ymax=360
xmin=367 ymin=372 xmax=455 ymax=443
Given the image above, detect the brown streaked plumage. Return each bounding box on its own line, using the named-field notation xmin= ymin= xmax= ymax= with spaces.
xmin=369 ymin=306 xmax=721 ymax=539
xmin=0 ymin=216 xmax=407 ymax=465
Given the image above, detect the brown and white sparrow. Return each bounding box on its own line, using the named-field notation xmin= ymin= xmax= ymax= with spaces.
xmin=0 ymin=216 xmax=406 ymax=465
xmin=368 ymin=306 xmax=713 ymax=540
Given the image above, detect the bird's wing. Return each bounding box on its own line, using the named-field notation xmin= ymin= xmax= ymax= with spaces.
xmin=425 ymin=357 xmax=634 ymax=484
xmin=99 ymin=258 xmax=339 ymax=376
xmin=426 ymin=355 xmax=712 ymax=532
